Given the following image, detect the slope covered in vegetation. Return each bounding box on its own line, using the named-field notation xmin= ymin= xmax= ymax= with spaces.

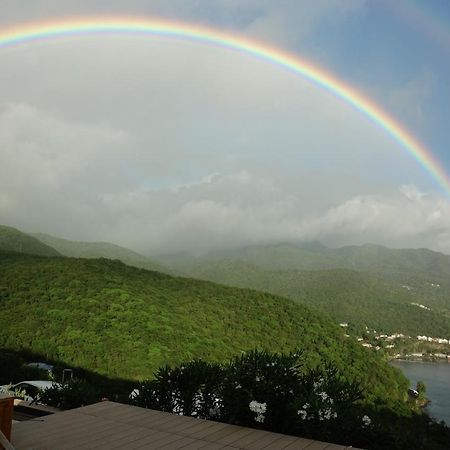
xmin=0 ymin=225 xmax=60 ymax=257
xmin=170 ymin=241 xmax=450 ymax=280
xmin=160 ymin=242 xmax=450 ymax=336
xmin=0 ymin=251 xmax=407 ymax=406
xmin=181 ymin=260 xmax=450 ymax=337
xmin=128 ymin=351 xmax=450 ymax=450
xmin=161 ymin=241 xmax=450 ymax=286
xmin=32 ymin=232 xmax=167 ymax=273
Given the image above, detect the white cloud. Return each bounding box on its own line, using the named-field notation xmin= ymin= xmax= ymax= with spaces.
xmin=15 ymin=162 xmax=440 ymax=256
xmin=92 ymin=176 xmax=450 ymax=255
xmin=2 ymin=101 xmax=449 ymax=254
xmin=300 ymin=186 xmax=450 ymax=252
xmin=0 ymin=102 xmax=131 ymax=190
xmin=0 ymin=29 xmax=447 ymax=256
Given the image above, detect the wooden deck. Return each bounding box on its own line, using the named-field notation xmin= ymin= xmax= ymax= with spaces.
xmin=11 ymin=401 xmax=360 ymax=450
xmin=13 ymin=399 xmax=59 ymax=422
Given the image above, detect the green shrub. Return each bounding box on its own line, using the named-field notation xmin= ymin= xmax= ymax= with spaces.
xmin=132 ymin=349 xmax=370 ymax=446
xmin=0 ymin=351 xmax=50 ymax=384
xmin=132 ymin=360 xmax=224 ymax=418
xmin=39 ymin=378 xmax=100 ymax=410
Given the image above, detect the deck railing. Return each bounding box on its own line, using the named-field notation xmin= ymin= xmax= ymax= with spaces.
xmin=0 ymin=394 xmax=14 ymax=450
xmin=0 ymin=430 xmax=15 ymax=450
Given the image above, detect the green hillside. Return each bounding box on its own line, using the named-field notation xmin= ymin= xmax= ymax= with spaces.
xmin=0 ymin=225 xmax=60 ymax=257
xmin=158 ymin=242 xmax=354 ymax=273
xmin=32 ymin=232 xmax=167 ymax=273
xmin=161 ymin=241 xmax=450 ymax=279
xmin=0 ymin=251 xmax=408 ymax=405
xmin=184 ymin=260 xmax=450 ymax=337
xmin=160 ymin=241 xmax=450 ymax=338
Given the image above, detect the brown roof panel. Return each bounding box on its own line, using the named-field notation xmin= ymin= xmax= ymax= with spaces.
xmin=11 ymin=401 xmax=361 ymax=450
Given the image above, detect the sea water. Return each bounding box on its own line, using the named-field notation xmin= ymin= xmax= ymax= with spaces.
xmin=392 ymin=360 xmax=450 ymax=425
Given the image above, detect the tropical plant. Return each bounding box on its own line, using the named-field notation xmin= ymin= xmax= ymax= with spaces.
xmin=132 ymin=350 xmax=370 ymax=445
xmin=39 ymin=378 xmax=100 ymax=410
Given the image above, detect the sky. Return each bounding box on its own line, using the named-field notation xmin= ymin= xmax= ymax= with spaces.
xmin=1 ymin=0 xmax=450 ymax=255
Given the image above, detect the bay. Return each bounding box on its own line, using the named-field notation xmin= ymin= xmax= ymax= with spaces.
xmin=391 ymin=360 xmax=450 ymax=425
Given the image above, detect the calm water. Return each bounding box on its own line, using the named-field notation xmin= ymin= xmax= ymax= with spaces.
xmin=392 ymin=360 xmax=450 ymax=425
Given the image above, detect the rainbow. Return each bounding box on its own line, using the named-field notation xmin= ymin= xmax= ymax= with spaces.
xmin=0 ymin=17 xmax=449 ymax=195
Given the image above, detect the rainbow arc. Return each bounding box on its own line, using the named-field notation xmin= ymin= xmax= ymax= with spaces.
xmin=0 ymin=17 xmax=448 ymax=195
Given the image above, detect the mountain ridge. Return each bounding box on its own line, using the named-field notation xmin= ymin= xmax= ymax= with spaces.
xmin=4 ymin=223 xmax=450 ymax=338
xmin=0 ymin=225 xmax=61 ymax=257
xmin=162 ymin=240 xmax=450 ymax=276
xmin=32 ymin=232 xmax=169 ymax=273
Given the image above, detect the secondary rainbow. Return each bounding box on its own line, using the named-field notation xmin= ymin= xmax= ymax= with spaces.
xmin=1 ymin=17 xmax=449 ymax=195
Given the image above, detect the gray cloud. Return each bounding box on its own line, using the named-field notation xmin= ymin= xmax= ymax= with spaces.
xmin=0 ymin=4 xmax=448 ymax=256
xmin=42 ymin=172 xmax=450 ymax=256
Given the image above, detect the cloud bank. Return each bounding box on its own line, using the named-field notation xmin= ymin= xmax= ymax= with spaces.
xmin=0 ymin=27 xmax=448 ymax=256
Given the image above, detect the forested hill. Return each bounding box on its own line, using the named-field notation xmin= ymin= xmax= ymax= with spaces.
xmin=158 ymin=243 xmax=450 ymax=337
xmin=32 ymin=232 xmax=167 ymax=273
xmin=180 ymin=260 xmax=450 ymax=337
xmin=160 ymin=241 xmax=450 ymax=282
xmin=0 ymin=251 xmax=407 ymax=405
xmin=0 ymin=225 xmax=60 ymax=257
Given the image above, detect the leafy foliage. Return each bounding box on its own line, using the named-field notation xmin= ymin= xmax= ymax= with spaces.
xmin=0 ymin=251 xmax=408 ymax=406
xmin=168 ymin=253 xmax=450 ymax=337
xmin=131 ymin=350 xmax=450 ymax=450
xmin=133 ymin=360 xmax=224 ymax=418
xmin=39 ymin=378 xmax=100 ymax=410
xmin=132 ymin=350 xmax=366 ymax=444
xmin=0 ymin=350 xmax=51 ymax=385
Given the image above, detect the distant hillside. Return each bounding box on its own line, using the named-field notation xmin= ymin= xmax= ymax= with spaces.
xmin=165 ymin=242 xmax=450 ymax=282
xmin=0 ymin=251 xmax=408 ymax=405
xmin=159 ymin=243 xmax=450 ymax=337
xmin=32 ymin=232 xmax=168 ymax=273
xmin=183 ymin=259 xmax=450 ymax=337
xmin=335 ymin=243 xmax=450 ymax=281
xmin=0 ymin=225 xmax=60 ymax=257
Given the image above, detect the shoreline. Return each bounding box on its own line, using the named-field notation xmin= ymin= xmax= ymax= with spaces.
xmin=389 ymin=356 xmax=449 ymax=364
xmin=391 ymin=359 xmax=450 ymax=426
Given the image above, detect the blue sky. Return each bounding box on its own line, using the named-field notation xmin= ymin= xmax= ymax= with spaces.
xmin=1 ymin=0 xmax=450 ymax=254
xmin=312 ymin=1 xmax=450 ymax=168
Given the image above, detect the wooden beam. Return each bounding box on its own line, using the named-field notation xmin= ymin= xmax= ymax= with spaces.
xmin=0 ymin=430 xmax=15 ymax=450
xmin=0 ymin=393 xmax=14 ymax=448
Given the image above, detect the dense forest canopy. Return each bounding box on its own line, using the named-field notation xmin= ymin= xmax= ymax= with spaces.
xmin=158 ymin=243 xmax=450 ymax=337
xmin=0 ymin=251 xmax=407 ymax=406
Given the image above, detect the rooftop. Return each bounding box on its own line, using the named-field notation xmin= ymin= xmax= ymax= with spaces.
xmin=11 ymin=401 xmax=360 ymax=450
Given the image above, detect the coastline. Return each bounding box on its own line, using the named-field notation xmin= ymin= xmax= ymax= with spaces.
xmin=391 ymin=359 xmax=450 ymax=426
xmin=388 ymin=355 xmax=449 ymax=364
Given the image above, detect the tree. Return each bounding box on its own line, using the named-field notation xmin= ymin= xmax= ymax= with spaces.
xmin=416 ymin=380 xmax=426 ymax=400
